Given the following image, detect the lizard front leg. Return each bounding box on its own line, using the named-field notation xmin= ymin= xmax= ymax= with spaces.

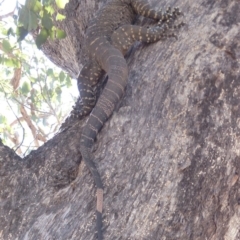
xmin=130 ymin=0 xmax=182 ymax=21
xmin=112 ymin=11 xmax=183 ymax=56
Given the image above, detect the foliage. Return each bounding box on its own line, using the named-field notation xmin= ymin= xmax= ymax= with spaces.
xmin=17 ymin=0 xmax=68 ymax=47
xmin=0 ymin=0 xmax=77 ymax=156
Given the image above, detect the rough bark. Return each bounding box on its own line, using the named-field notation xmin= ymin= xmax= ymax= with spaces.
xmin=1 ymin=0 xmax=240 ymax=239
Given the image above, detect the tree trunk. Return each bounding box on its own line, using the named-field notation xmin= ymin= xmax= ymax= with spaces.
xmin=1 ymin=0 xmax=240 ymax=239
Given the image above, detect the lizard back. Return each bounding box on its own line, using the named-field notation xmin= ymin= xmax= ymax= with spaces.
xmin=85 ymin=1 xmax=136 ymax=44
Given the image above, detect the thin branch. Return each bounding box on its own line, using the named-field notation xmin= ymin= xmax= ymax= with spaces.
xmin=0 ymin=83 xmax=25 ymax=154
xmin=19 ymin=102 xmax=48 ymax=144
xmin=0 ymin=6 xmax=16 ymax=20
xmin=22 ymin=138 xmax=37 ymax=156
xmin=12 ymin=97 xmax=52 ymax=115
xmin=10 ymin=116 xmax=25 ymax=126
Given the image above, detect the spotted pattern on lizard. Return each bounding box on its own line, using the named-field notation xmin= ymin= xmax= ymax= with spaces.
xmin=72 ymin=0 xmax=184 ymax=239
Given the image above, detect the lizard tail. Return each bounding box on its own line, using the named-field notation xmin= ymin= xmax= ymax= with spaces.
xmin=80 ymin=144 xmax=103 ymax=239
xmin=80 ymin=40 xmax=128 ymax=239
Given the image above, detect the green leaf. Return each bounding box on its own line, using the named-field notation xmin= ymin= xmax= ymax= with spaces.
xmin=55 ymin=86 xmax=62 ymax=102
xmin=59 ymin=71 xmax=65 ymax=82
xmin=16 ymin=26 xmax=29 ymax=41
xmin=55 ymin=86 xmax=62 ymax=94
xmin=28 ymin=11 xmax=38 ymax=31
xmin=18 ymin=6 xmax=38 ymax=32
xmin=55 ymin=0 xmax=69 ymax=9
xmin=48 ymin=29 xmax=55 ymax=39
xmin=30 ymin=77 xmax=37 ymax=83
xmin=45 ymin=6 xmax=55 ymax=15
xmin=31 ymin=0 xmax=42 ymax=13
xmin=47 ymin=68 xmax=54 ymax=76
xmin=21 ymin=81 xmax=31 ymax=94
xmin=4 ymin=58 xmax=21 ymax=68
xmin=0 ymin=115 xmax=6 ymax=124
xmin=56 ymin=13 xmax=66 ymax=21
xmin=43 ymin=0 xmax=54 ymax=6
xmin=65 ymin=76 xmax=71 ymax=87
xmin=7 ymin=28 xmax=14 ymax=37
xmin=2 ymin=39 xmax=12 ymax=53
xmin=35 ymin=28 xmax=49 ymax=49
xmin=0 ymin=23 xmax=7 ymax=36
xmin=42 ymin=12 xmax=53 ymax=30
xmin=56 ymin=29 xmax=66 ymax=39
xmin=18 ymin=7 xmax=28 ymax=29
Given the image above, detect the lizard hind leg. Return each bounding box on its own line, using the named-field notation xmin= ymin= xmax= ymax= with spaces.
xmin=72 ymin=60 xmax=104 ymax=118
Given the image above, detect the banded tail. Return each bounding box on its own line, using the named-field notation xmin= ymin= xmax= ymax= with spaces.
xmin=80 ymin=38 xmax=128 ymax=240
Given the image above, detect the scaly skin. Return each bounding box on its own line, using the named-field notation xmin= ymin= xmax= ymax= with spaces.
xmin=73 ymin=1 xmax=184 ymax=239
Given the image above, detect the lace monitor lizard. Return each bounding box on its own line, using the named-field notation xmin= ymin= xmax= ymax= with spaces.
xmin=73 ymin=0 xmax=184 ymax=239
